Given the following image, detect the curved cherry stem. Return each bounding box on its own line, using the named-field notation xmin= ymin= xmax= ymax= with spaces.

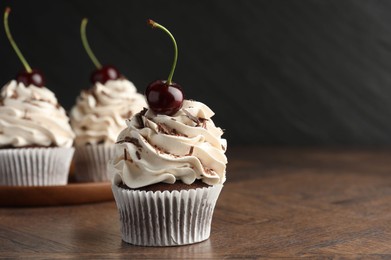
xmin=4 ymin=7 xmax=32 ymax=73
xmin=81 ymin=18 xmax=102 ymax=69
xmin=148 ymin=19 xmax=178 ymax=84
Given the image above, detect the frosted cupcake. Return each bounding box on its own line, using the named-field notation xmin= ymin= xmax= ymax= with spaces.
xmin=0 ymin=7 xmax=75 ymax=186
xmin=70 ymin=18 xmax=147 ymax=182
xmin=109 ymin=19 xmax=227 ymax=246
xmin=70 ymin=78 xmax=147 ymax=182
xmin=110 ymin=100 xmax=227 ymax=246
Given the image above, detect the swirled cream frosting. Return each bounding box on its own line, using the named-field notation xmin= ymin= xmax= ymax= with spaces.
xmin=70 ymin=78 xmax=147 ymax=145
xmin=0 ymin=80 xmax=75 ymax=148
xmin=109 ymin=100 xmax=228 ymax=188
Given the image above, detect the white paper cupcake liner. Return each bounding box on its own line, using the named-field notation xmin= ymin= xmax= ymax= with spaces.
xmin=112 ymin=184 xmax=223 ymax=246
xmin=73 ymin=144 xmax=115 ymax=182
xmin=0 ymin=147 xmax=75 ymax=186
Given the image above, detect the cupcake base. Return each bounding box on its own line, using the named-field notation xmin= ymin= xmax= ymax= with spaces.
xmin=112 ymin=184 xmax=223 ymax=246
xmin=0 ymin=147 xmax=75 ymax=186
xmin=73 ymin=144 xmax=115 ymax=182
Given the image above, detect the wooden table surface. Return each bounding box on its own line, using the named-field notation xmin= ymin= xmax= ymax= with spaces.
xmin=1 ymin=147 xmax=391 ymax=259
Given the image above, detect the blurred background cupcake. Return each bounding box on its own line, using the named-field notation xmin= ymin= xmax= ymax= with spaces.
xmin=0 ymin=80 xmax=75 ymax=186
xmin=70 ymin=19 xmax=147 ymax=182
xmin=0 ymin=7 xmax=75 ymax=186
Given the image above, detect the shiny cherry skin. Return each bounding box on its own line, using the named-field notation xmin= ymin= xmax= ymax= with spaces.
xmin=16 ymin=69 xmax=46 ymax=87
xmin=146 ymin=80 xmax=184 ymax=115
xmin=90 ymin=65 xmax=121 ymax=84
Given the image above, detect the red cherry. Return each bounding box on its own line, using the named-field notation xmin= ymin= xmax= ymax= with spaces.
xmin=16 ymin=69 xmax=46 ymax=87
xmin=146 ymin=80 xmax=184 ymax=115
xmin=90 ymin=65 xmax=121 ymax=84
xmin=147 ymin=20 xmax=184 ymax=116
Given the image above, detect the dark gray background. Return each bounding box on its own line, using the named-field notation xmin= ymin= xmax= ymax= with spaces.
xmin=1 ymin=0 xmax=391 ymax=146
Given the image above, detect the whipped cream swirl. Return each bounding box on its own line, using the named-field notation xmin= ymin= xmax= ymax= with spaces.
xmin=109 ymin=100 xmax=227 ymax=188
xmin=70 ymin=79 xmax=147 ymax=146
xmin=0 ymin=80 xmax=75 ymax=148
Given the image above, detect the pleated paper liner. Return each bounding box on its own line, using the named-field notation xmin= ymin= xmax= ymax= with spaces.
xmin=0 ymin=147 xmax=74 ymax=186
xmin=112 ymin=184 xmax=223 ymax=246
xmin=73 ymin=144 xmax=115 ymax=182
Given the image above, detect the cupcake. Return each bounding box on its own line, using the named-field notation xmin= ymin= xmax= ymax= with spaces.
xmin=108 ymin=20 xmax=227 ymax=246
xmin=109 ymin=100 xmax=227 ymax=246
xmin=70 ymin=18 xmax=147 ymax=182
xmin=0 ymin=7 xmax=75 ymax=186
xmin=0 ymin=80 xmax=75 ymax=186
xmin=70 ymin=78 xmax=147 ymax=182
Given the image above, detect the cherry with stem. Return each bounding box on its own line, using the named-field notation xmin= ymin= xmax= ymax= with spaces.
xmin=4 ymin=7 xmax=45 ymax=87
xmin=146 ymin=19 xmax=184 ymax=116
xmin=80 ymin=18 xmax=120 ymax=84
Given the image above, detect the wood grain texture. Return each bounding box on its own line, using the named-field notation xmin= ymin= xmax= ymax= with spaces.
xmin=3 ymin=1 xmax=391 ymax=145
xmin=1 ymin=146 xmax=391 ymax=258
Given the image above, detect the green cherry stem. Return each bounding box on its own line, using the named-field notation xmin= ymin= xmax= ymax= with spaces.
xmin=4 ymin=7 xmax=32 ymax=73
xmin=81 ymin=18 xmax=102 ymax=69
xmin=148 ymin=19 xmax=178 ymax=85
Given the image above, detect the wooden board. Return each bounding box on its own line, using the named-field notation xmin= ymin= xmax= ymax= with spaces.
xmin=0 ymin=182 xmax=114 ymax=207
